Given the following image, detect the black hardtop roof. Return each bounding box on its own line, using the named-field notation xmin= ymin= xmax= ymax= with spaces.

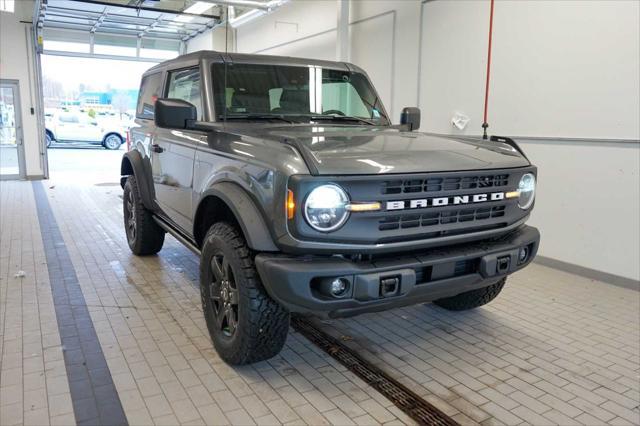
xmin=143 ymin=50 xmax=362 ymax=76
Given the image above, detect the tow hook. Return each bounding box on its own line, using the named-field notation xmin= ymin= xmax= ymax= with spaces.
xmin=496 ymin=256 xmax=511 ymax=274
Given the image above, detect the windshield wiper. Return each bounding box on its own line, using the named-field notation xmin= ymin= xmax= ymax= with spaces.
xmin=309 ymin=115 xmax=376 ymax=125
xmin=219 ymin=113 xmax=297 ymax=124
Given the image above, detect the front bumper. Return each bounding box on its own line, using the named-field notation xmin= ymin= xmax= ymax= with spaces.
xmin=255 ymin=225 xmax=540 ymax=318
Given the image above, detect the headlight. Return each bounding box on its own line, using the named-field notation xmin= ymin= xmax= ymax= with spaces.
xmin=304 ymin=184 xmax=349 ymax=232
xmin=517 ymin=173 xmax=536 ymax=210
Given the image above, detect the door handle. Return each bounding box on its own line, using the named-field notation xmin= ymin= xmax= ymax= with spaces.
xmin=151 ymin=144 xmax=164 ymax=153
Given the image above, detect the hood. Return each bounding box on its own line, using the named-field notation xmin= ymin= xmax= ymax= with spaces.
xmin=265 ymin=126 xmax=530 ymax=175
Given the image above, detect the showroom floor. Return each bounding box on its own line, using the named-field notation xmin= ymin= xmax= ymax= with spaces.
xmin=1 ymin=162 xmax=639 ymax=425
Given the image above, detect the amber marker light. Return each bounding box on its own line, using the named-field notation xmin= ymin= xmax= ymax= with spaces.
xmin=345 ymin=202 xmax=382 ymax=212
xmin=287 ymin=189 xmax=296 ymax=219
xmin=505 ymin=191 xmax=520 ymax=199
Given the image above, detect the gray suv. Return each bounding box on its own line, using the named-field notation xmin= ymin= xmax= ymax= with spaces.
xmin=121 ymin=51 xmax=540 ymax=365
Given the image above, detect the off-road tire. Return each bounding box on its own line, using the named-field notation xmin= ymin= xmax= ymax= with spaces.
xmin=123 ymin=175 xmax=165 ymax=255
xmin=200 ymin=222 xmax=289 ymax=365
xmin=433 ymin=278 xmax=506 ymax=311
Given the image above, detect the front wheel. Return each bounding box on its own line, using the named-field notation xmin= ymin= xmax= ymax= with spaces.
xmin=103 ymin=134 xmax=122 ymax=150
xmin=200 ymin=222 xmax=289 ymax=365
xmin=45 ymin=133 xmax=52 ymax=148
xmin=433 ymin=278 xmax=506 ymax=311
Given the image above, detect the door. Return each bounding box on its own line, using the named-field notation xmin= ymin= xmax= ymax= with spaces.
xmin=55 ymin=112 xmax=81 ymax=140
xmin=0 ymin=80 xmax=26 ymax=179
xmin=56 ymin=112 xmax=101 ymax=141
xmin=152 ymin=66 xmax=204 ymax=233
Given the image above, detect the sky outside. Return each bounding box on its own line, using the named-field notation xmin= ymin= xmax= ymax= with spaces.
xmin=42 ymin=55 xmax=157 ymax=92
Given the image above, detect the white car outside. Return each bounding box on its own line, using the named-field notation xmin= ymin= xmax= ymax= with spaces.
xmin=46 ymin=111 xmax=127 ymax=150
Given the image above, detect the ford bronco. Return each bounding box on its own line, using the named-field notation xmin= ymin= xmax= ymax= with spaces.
xmin=121 ymin=51 xmax=540 ymax=365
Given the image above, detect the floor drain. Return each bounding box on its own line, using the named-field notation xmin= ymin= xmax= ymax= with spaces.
xmin=291 ymin=315 xmax=460 ymax=426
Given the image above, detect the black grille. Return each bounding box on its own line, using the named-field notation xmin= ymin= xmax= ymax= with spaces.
xmin=379 ymin=206 xmax=506 ymax=231
xmin=382 ymin=174 xmax=510 ymax=195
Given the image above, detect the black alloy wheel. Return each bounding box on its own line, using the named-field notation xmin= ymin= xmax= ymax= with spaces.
xmin=208 ymin=253 xmax=239 ymax=338
xmin=125 ymin=188 xmax=137 ymax=244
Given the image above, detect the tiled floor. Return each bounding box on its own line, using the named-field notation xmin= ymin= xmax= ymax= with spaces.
xmin=1 ymin=176 xmax=639 ymax=426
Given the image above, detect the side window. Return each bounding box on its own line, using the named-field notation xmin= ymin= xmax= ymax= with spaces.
xmin=136 ymin=73 xmax=163 ymax=120
xmin=59 ymin=113 xmax=79 ymax=123
xmin=167 ymin=67 xmax=203 ymax=120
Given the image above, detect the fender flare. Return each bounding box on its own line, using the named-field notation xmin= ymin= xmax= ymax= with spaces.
xmin=120 ymin=150 xmax=157 ymax=211
xmin=199 ymin=182 xmax=278 ymax=252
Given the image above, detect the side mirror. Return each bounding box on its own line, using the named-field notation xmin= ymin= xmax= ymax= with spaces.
xmin=400 ymin=107 xmax=421 ymax=131
xmin=155 ymin=98 xmax=197 ymax=129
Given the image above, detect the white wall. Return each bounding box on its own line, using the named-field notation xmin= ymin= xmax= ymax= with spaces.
xmin=419 ymin=0 xmax=639 ymax=281
xmin=0 ymin=0 xmax=44 ymax=178
xmin=187 ymin=25 xmax=234 ymax=53
xmin=187 ymin=0 xmax=640 ymax=281
xmin=420 ymin=0 xmax=640 ymax=139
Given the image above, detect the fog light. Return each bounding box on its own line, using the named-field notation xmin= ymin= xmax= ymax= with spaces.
xmin=330 ymin=278 xmax=348 ymax=296
xmin=518 ymin=246 xmax=529 ymax=263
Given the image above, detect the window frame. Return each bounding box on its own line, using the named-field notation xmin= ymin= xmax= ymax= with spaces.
xmin=209 ymin=61 xmax=391 ymax=125
xmin=164 ymin=66 xmax=204 ymax=121
xmin=136 ymin=72 xmax=164 ymax=120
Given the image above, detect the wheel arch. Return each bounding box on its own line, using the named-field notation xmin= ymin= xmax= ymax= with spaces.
xmin=120 ymin=150 xmax=157 ymax=211
xmin=194 ymin=183 xmax=278 ymax=252
xmin=45 ymin=128 xmax=55 ymax=140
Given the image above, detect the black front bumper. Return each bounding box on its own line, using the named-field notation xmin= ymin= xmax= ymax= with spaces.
xmin=255 ymin=225 xmax=540 ymax=318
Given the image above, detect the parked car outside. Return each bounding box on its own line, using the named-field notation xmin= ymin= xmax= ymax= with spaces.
xmin=46 ymin=110 xmax=127 ymax=149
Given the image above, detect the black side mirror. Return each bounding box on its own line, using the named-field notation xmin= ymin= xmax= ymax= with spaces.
xmin=155 ymin=98 xmax=197 ymax=129
xmin=400 ymin=107 xmax=421 ymax=131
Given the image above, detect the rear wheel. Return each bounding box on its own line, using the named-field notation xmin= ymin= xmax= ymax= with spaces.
xmin=200 ymin=222 xmax=289 ymax=365
xmin=433 ymin=278 xmax=506 ymax=311
xmin=104 ymin=134 xmax=122 ymax=150
xmin=123 ymin=175 xmax=165 ymax=255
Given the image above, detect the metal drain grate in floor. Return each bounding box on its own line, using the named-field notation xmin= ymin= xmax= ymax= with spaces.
xmin=291 ymin=315 xmax=460 ymax=426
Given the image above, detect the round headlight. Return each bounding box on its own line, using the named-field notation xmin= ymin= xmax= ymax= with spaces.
xmin=517 ymin=173 xmax=536 ymax=210
xmin=304 ymin=184 xmax=349 ymax=232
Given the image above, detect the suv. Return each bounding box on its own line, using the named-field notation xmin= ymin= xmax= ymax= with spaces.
xmin=46 ymin=110 xmax=126 ymax=149
xmin=121 ymin=51 xmax=540 ymax=365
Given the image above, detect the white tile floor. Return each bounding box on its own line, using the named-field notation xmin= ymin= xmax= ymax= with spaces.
xmin=1 ymin=176 xmax=639 ymax=426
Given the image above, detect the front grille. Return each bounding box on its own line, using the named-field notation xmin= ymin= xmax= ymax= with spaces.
xmin=382 ymin=174 xmax=509 ymax=195
xmin=288 ymin=167 xmax=533 ymax=247
xmin=379 ymin=206 xmax=506 ymax=231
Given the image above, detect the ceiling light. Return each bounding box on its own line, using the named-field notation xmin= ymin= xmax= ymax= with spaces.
xmin=174 ymin=1 xmax=213 ymax=23
xmin=183 ymin=1 xmax=214 ymax=15
xmin=229 ymin=8 xmax=265 ymax=27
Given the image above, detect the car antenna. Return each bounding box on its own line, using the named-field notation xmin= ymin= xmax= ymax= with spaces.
xmin=223 ymin=5 xmax=229 ymax=125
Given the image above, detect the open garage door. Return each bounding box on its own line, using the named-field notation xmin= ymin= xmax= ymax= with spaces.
xmin=33 ymin=0 xmax=222 ymax=182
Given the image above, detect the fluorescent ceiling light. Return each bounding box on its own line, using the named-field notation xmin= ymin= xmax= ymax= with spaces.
xmin=229 ymin=8 xmax=265 ymax=27
xmin=174 ymin=1 xmax=214 ymax=23
xmin=183 ymin=1 xmax=214 ymax=15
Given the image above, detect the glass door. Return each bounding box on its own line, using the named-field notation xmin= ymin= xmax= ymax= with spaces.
xmin=0 ymin=81 xmax=25 ymax=179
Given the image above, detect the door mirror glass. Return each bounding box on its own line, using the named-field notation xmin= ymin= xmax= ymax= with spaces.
xmin=400 ymin=107 xmax=421 ymax=131
xmin=155 ymin=98 xmax=197 ymax=129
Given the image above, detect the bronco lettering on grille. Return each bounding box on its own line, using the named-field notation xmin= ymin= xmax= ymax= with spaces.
xmin=386 ymin=192 xmax=505 ymax=211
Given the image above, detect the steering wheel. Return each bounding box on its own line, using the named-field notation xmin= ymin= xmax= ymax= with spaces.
xmin=322 ymin=109 xmax=345 ymax=116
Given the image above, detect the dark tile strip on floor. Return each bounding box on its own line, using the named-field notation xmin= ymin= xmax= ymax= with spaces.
xmin=32 ymin=181 xmax=128 ymax=426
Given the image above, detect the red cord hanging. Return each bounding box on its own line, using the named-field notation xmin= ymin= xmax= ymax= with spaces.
xmin=482 ymin=0 xmax=495 ymax=139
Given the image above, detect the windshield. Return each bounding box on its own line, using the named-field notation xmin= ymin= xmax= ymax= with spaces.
xmin=212 ymin=63 xmax=389 ymax=125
